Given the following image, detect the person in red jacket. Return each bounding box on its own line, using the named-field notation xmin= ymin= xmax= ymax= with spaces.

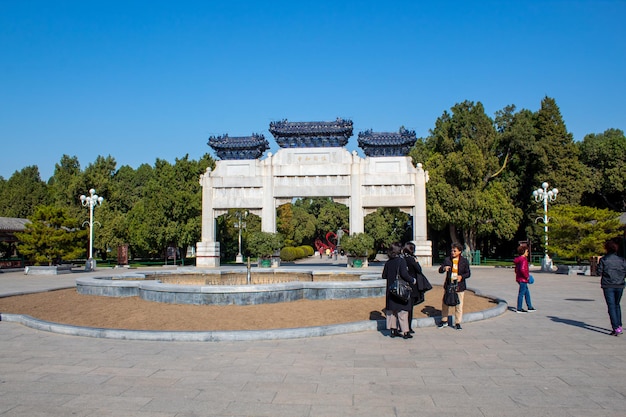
xmin=514 ymin=243 xmax=536 ymax=313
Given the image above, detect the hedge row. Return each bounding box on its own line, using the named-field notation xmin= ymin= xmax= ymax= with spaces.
xmin=280 ymin=245 xmax=314 ymax=262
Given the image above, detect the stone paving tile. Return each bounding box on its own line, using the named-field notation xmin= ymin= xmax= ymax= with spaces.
xmin=2 ymin=379 xmax=127 ymax=397
xmin=63 ymin=393 xmax=153 ymax=411
xmin=0 ymin=405 xmax=94 ymax=417
xmin=194 ymin=388 xmax=278 ymax=404
xmin=169 ymin=373 xmax=224 ymax=387
xmin=84 ymin=411 xmax=176 ymax=417
xmin=273 ymin=390 xmax=353 ymax=406
xmin=214 ymin=370 xmax=287 ymax=383
xmin=396 ymin=405 xmax=488 ymax=417
xmin=310 ymin=404 xmax=397 ymax=417
xmin=0 ymin=391 xmax=77 ymax=408
xmin=478 ymin=406 xmax=572 ymax=417
xmin=138 ymin=395 xmax=232 ymax=415
xmin=243 ymin=380 xmax=318 ymax=393
xmin=223 ymin=401 xmax=312 ymax=416
xmin=567 ymin=409 xmax=626 ymax=417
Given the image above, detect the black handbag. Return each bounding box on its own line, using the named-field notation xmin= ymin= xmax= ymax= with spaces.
xmin=389 ymin=267 xmax=412 ymax=304
xmin=443 ymin=281 xmax=460 ymax=306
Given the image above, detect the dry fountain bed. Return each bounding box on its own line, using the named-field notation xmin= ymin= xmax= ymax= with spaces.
xmin=0 ymin=286 xmax=496 ymax=331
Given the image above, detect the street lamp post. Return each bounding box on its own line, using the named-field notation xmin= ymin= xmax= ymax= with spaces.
xmin=533 ymin=182 xmax=558 ymax=272
xmin=234 ymin=210 xmax=248 ymax=263
xmin=80 ymin=188 xmax=104 ymax=271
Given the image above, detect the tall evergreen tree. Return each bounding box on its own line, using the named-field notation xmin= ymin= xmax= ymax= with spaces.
xmin=415 ymin=101 xmax=522 ymax=251
xmin=578 ymin=128 xmax=626 ymax=211
xmin=0 ymin=166 xmax=49 ymax=218
xmin=532 ymin=96 xmax=592 ymax=205
xmin=16 ymin=205 xmax=87 ymax=265
xmin=48 ymin=154 xmax=82 ymax=209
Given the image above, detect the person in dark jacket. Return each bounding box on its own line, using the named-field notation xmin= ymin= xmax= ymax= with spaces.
xmin=402 ymin=242 xmax=430 ymax=333
xmin=597 ymin=240 xmax=626 ymax=336
xmin=438 ymin=242 xmax=471 ymax=330
xmin=383 ymin=242 xmax=416 ymax=339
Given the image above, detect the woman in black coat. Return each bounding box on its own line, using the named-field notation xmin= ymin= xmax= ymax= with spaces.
xmin=383 ymin=242 xmax=416 ymax=339
xmin=402 ymin=242 xmax=431 ymax=333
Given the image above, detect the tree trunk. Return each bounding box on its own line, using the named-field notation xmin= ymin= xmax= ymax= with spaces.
xmin=449 ymin=224 xmax=461 ymax=245
xmin=462 ymin=228 xmax=477 ymax=252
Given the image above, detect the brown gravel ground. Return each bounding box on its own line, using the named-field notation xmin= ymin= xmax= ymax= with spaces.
xmin=0 ymin=286 xmax=496 ymax=331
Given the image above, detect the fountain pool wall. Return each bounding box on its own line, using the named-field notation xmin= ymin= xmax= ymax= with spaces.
xmin=75 ymin=268 xmax=385 ymax=306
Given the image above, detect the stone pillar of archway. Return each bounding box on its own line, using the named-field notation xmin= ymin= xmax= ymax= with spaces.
xmin=413 ymin=163 xmax=432 ymax=266
xmin=349 ymin=151 xmax=363 ymax=235
xmin=261 ymin=154 xmax=276 ymax=233
xmin=196 ymin=167 xmax=221 ymax=267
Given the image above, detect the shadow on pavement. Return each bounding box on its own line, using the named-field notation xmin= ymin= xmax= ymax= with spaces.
xmin=547 ymin=315 xmax=612 ymax=335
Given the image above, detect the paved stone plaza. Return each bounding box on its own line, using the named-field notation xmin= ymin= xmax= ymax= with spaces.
xmin=0 ymin=262 xmax=624 ymax=416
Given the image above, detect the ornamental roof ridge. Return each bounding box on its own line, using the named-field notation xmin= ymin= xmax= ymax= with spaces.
xmin=208 ymin=133 xmax=269 ymax=160
xmin=268 ymin=118 xmax=353 ymax=148
xmin=269 ymin=118 xmax=353 ymax=136
xmin=357 ymin=127 xmax=417 ymax=157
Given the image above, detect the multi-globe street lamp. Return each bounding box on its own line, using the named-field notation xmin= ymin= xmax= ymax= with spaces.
xmin=80 ymin=188 xmax=104 ymax=271
xmin=234 ymin=210 xmax=248 ymax=263
xmin=533 ymin=182 xmax=558 ymax=272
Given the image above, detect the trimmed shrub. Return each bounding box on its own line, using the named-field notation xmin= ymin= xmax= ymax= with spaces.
xmin=299 ymin=245 xmax=314 ymax=257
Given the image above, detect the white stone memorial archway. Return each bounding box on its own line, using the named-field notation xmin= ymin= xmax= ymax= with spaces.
xmin=196 ymin=146 xmax=432 ymax=267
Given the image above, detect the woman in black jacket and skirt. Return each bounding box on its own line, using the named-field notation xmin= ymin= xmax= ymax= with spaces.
xmin=383 ymin=242 xmax=416 ymax=339
xmin=402 ymin=242 xmax=430 ymax=333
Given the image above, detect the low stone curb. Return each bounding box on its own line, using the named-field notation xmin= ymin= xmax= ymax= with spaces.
xmin=0 ymin=289 xmax=507 ymax=342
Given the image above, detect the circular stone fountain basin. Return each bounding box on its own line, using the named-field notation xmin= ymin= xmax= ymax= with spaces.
xmin=76 ymin=268 xmax=385 ymax=306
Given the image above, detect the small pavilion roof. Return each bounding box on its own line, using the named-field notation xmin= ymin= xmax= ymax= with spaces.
xmin=0 ymin=217 xmax=29 ymax=232
xmin=269 ymin=118 xmax=353 ymax=148
xmin=357 ymin=128 xmax=417 ymax=157
xmin=208 ymin=134 xmax=269 ymax=160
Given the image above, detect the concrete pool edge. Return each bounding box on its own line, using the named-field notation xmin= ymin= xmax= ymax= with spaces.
xmin=1 ymin=288 xmax=508 ymax=342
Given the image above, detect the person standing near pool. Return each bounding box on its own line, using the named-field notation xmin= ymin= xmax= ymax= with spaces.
xmin=597 ymin=240 xmax=626 ymax=336
xmin=383 ymin=242 xmax=417 ymax=339
xmin=514 ymin=243 xmax=536 ymax=313
xmin=438 ymin=242 xmax=471 ymax=330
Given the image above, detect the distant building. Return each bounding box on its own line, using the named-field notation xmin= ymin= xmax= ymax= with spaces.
xmin=0 ymin=217 xmax=29 ymax=266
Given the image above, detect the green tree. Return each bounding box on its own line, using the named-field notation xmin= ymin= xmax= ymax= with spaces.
xmin=246 ymin=231 xmax=283 ymax=259
xmin=48 ymin=154 xmax=82 ymax=209
xmin=416 ymin=101 xmax=522 ymax=251
xmin=364 ymin=208 xmax=410 ymax=252
xmin=0 ymin=166 xmax=49 ymax=218
xmin=277 ymin=204 xmax=295 ymax=245
xmin=126 ymin=154 xmax=214 ymax=260
xmin=292 ymin=206 xmax=317 ymax=246
xmin=532 ymin=97 xmax=592 ymax=205
xmin=16 ymin=205 xmax=87 ymax=265
xmin=315 ymin=199 xmax=349 ymax=237
xmin=217 ymin=210 xmax=261 ymax=261
xmin=549 ymin=205 xmax=623 ymax=261
xmin=579 ymin=128 xmax=626 ymax=211
xmin=340 ymin=233 xmax=375 ymax=257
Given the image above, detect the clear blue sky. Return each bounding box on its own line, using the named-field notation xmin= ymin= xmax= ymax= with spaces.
xmin=1 ymin=0 xmax=624 ymax=181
